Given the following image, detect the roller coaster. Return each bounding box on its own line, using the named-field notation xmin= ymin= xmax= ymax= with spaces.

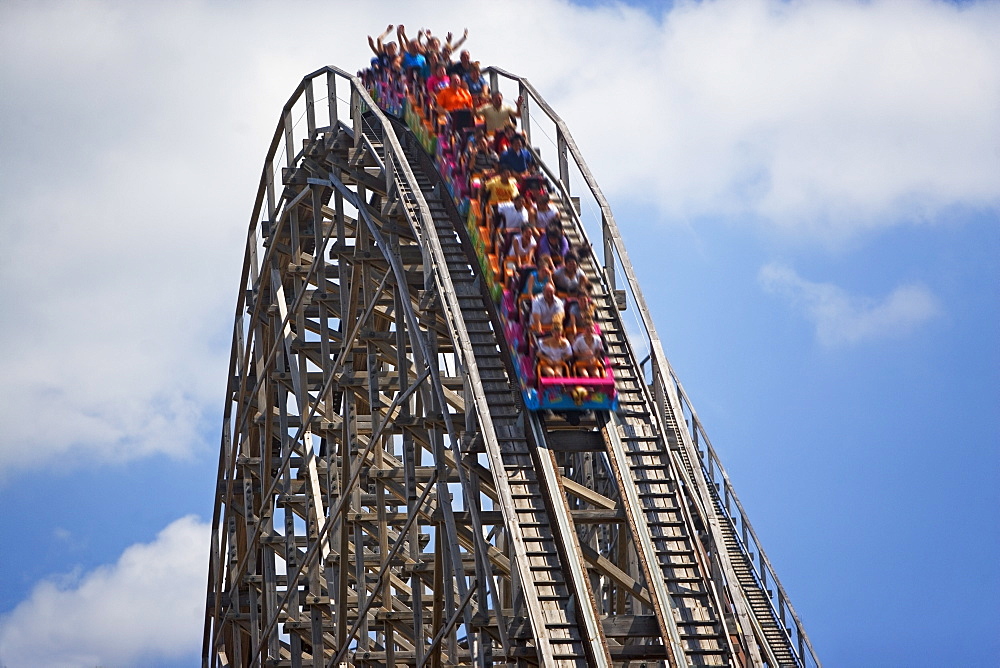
xmin=203 ymin=59 xmax=821 ymax=667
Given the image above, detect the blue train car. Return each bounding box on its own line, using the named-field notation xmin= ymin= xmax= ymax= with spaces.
xmin=499 ymin=289 xmax=618 ymax=413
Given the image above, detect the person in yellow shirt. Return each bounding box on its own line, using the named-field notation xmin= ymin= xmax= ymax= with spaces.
xmin=483 ymin=167 xmax=519 ymax=208
xmin=476 ymin=91 xmax=522 ymax=134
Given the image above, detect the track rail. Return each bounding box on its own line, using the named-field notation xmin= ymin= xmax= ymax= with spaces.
xmin=544 ymin=200 xmax=736 ymax=667
xmin=377 ymin=116 xmax=608 ymax=666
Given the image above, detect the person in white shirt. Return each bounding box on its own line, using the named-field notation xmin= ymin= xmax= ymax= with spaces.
xmin=530 ymin=283 xmax=564 ymax=333
xmin=572 ymin=320 xmax=605 ymax=378
xmin=496 ymin=195 xmax=530 ymax=250
xmin=537 ymin=326 xmax=573 ymax=377
xmin=533 ymin=192 xmax=559 ymax=230
xmin=507 ymin=225 xmax=536 ymax=267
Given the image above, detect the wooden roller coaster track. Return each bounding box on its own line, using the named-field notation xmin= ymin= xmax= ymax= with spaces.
xmin=202 ymin=64 xmax=821 ymax=668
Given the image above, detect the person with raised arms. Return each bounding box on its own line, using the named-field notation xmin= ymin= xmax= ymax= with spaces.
xmin=477 ymin=91 xmax=522 ymax=134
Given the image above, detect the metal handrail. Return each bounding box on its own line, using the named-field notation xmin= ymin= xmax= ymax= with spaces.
xmin=486 ymin=65 xmax=822 ymax=668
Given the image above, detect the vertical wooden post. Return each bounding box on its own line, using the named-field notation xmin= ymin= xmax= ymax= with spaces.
xmin=327 ymin=70 xmax=339 ymax=127
xmin=518 ymin=82 xmax=531 ymax=146
xmin=603 ymin=213 xmax=616 ymax=295
xmin=351 ymin=86 xmax=362 ymax=146
xmin=305 ymin=77 xmax=316 ymax=137
xmin=557 ymin=129 xmax=570 ymax=195
xmin=284 ymin=111 xmax=295 ymax=169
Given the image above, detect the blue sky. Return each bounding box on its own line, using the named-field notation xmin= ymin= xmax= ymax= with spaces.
xmin=0 ymin=1 xmax=997 ymax=666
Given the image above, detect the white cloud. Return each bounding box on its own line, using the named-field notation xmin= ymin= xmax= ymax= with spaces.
xmin=540 ymin=0 xmax=1000 ymax=238
xmin=759 ymin=262 xmax=941 ymax=346
xmin=0 ymin=0 xmax=994 ymax=477
xmin=0 ymin=516 xmax=209 ymax=668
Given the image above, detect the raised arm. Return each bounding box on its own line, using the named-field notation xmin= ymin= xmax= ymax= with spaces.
xmin=376 ymin=24 xmax=393 ymax=52
xmin=448 ymin=28 xmax=469 ymax=50
xmin=513 ymin=95 xmax=524 ymax=118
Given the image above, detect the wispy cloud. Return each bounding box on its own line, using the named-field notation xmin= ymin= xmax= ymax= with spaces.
xmin=759 ymin=263 xmax=941 ymax=346
xmin=0 ymin=516 xmax=208 ymax=667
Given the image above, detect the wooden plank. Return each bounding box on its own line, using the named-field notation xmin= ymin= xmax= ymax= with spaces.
xmin=561 ymin=477 xmax=617 ymax=510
